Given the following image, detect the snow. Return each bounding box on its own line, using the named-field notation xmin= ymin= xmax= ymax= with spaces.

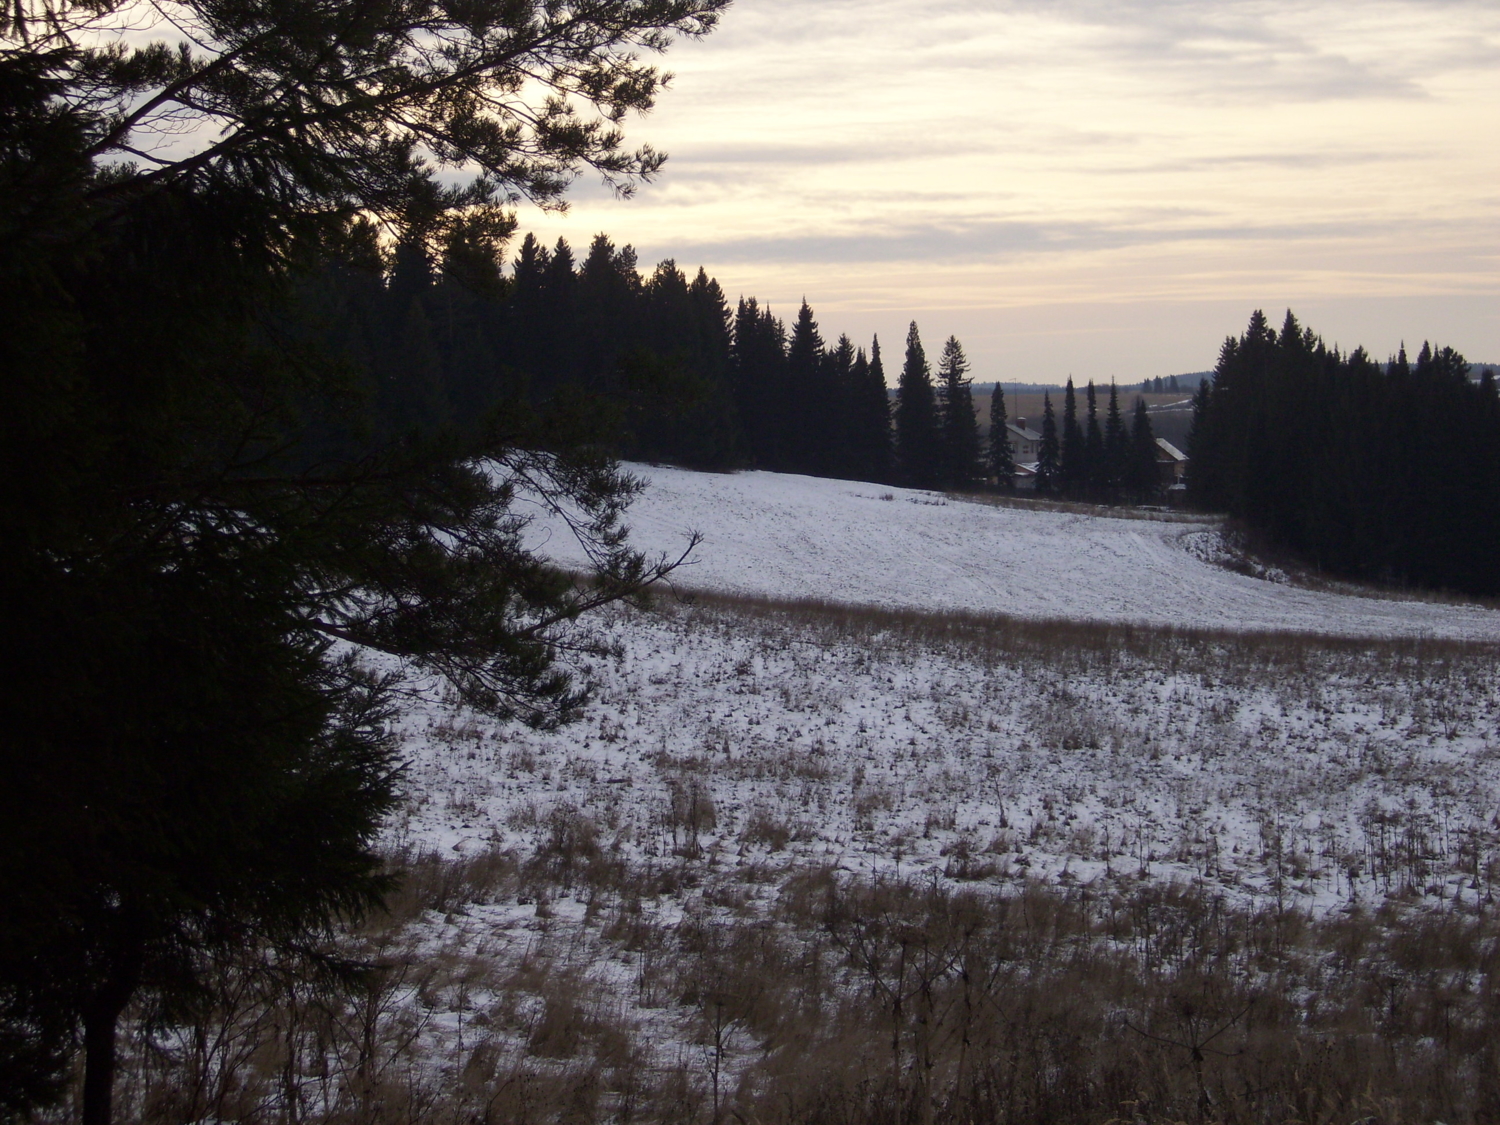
xmin=396 ymin=596 xmax=1500 ymax=920
xmin=523 ymin=465 xmax=1500 ymax=641
xmin=386 ymin=463 xmax=1500 ymax=915
xmin=367 ymin=465 xmax=1500 ymax=1095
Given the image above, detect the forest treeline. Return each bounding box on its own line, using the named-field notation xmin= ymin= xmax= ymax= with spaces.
xmin=1188 ymin=310 xmax=1500 ymax=596
xmin=316 ymin=237 xmax=1500 ymax=593
xmin=314 ymin=229 xmax=884 ymax=474
xmin=313 ymin=230 xmax=1169 ymax=497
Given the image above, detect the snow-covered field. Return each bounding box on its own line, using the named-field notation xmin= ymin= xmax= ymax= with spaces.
xmin=525 ymin=465 xmax=1500 ymax=640
xmin=399 ymin=597 xmax=1500 ymax=916
xmin=119 ymin=468 xmax=1500 ymax=1120
xmin=373 ymin=579 xmax=1500 ymax=1105
xmin=398 ymin=463 xmax=1500 ymax=908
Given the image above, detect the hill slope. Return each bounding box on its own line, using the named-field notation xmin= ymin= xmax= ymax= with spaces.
xmin=527 ymin=465 xmax=1500 ymax=640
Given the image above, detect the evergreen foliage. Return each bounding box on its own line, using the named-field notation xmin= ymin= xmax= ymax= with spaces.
xmin=1060 ymin=378 xmax=1085 ymax=497
xmin=895 ymin=322 xmax=943 ymax=488
xmin=1128 ymin=397 xmax=1160 ymax=502
xmin=848 ymin=338 xmax=896 ymax=484
xmin=1084 ymin=381 xmax=1105 ymax=499
xmin=1188 ymin=310 xmax=1500 ymax=595
xmin=1103 ymin=382 xmax=1127 ymax=501
xmin=988 ymin=383 xmax=1017 ymax=488
xmin=1036 ymin=393 xmax=1061 ymax=493
xmin=786 ymin=301 xmax=829 ymax=474
xmin=730 ymin=297 xmax=789 ymax=468
xmin=0 ymin=0 xmax=726 ymax=1118
xmin=937 ymin=336 xmax=983 ymax=489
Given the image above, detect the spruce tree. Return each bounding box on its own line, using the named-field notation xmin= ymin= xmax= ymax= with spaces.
xmin=1084 ymin=380 xmax=1105 ymax=499
xmin=937 ymin=336 xmax=982 ymax=490
xmin=823 ymin=334 xmax=858 ymax=477
xmin=863 ymin=337 xmax=895 ymax=483
xmin=988 ymin=383 xmax=1017 ymax=489
xmin=895 ymin=321 xmax=942 ymax=488
xmin=1060 ymin=377 xmax=1084 ymax=497
xmin=729 ymin=297 xmax=789 ymax=468
xmin=1103 ymin=381 xmax=1127 ymax=502
xmin=1128 ymin=397 xmax=1159 ymax=502
xmin=1036 ymin=392 xmax=1061 ymax=493
xmin=785 ymin=301 xmax=829 ymax=475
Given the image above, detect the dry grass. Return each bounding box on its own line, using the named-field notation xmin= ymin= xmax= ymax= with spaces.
xmin=949 ymin=488 xmax=1210 ymax=523
xmin=71 ymin=852 xmax=1500 ymax=1125
xmin=674 ymin=586 xmax=1500 ymax=665
xmin=50 ymin=592 xmax=1500 ymax=1124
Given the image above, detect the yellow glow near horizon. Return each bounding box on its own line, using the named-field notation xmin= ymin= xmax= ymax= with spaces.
xmin=515 ymin=0 xmax=1500 ymax=379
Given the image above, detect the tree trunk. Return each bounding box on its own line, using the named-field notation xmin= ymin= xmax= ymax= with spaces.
xmin=81 ymin=961 xmax=139 ymax=1125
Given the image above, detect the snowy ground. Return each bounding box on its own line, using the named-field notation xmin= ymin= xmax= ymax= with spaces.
xmin=401 ymin=463 xmax=1500 ymax=909
xmin=397 ymin=597 xmax=1500 ymax=918
xmin=522 ymin=465 xmax=1500 ymax=641
xmin=345 ymin=467 xmax=1500 ymax=1107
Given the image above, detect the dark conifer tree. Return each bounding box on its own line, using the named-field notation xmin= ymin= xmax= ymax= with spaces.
xmin=987 ymin=382 xmax=1017 ymax=489
xmin=856 ymin=336 xmax=895 ymax=483
xmin=1084 ymin=380 xmax=1104 ymax=499
xmin=937 ymin=335 xmax=982 ymax=490
xmin=1188 ymin=308 xmax=1500 ymax=594
xmin=578 ymin=234 xmax=642 ymax=390
xmin=1103 ymin=381 xmax=1127 ymax=501
xmin=1036 ymin=392 xmax=1060 ymax=493
xmin=729 ymin=297 xmax=788 ymax=468
xmin=895 ymin=321 xmax=942 ymax=488
xmin=535 ymin=237 xmax=580 ymax=389
xmin=1128 ymin=397 xmax=1159 ymax=502
xmin=506 ymin=234 xmax=551 ymax=386
xmin=822 ymin=334 xmax=858 ymax=477
xmin=1060 ymin=377 xmax=1084 ymax=497
xmin=785 ymin=301 xmax=829 ymax=474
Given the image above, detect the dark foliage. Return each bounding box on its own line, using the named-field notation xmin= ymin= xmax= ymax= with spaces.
xmin=937 ymin=335 xmax=982 ymax=489
xmin=987 ymin=381 xmax=1017 ymax=487
xmin=896 ymin=322 xmax=943 ymax=488
xmin=1189 ymin=310 xmax=1500 ymax=595
xmin=0 ymin=0 xmax=725 ymax=1119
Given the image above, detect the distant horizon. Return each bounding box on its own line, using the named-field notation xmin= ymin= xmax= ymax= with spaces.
xmin=511 ymin=0 xmax=1499 ymax=381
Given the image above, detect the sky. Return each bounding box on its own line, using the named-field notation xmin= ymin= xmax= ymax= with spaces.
xmin=516 ymin=0 xmax=1500 ymax=383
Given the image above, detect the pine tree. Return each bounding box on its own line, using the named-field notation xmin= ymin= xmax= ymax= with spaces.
xmin=937 ymin=336 xmax=982 ymax=490
xmin=1060 ymin=377 xmax=1084 ymax=496
xmin=1103 ymin=381 xmax=1127 ymax=502
xmin=786 ymin=300 xmax=828 ymax=474
xmin=861 ymin=336 xmax=895 ymax=483
xmin=1036 ymin=392 xmax=1061 ymax=493
xmin=1084 ymin=380 xmax=1104 ymax=499
xmin=987 ymin=383 xmax=1017 ymax=489
xmin=1128 ymin=397 xmax=1159 ymax=502
xmin=0 ymin=1 xmax=727 ymax=1116
xmin=895 ymin=321 xmax=942 ymax=488
xmin=729 ymin=297 xmax=789 ymax=469
xmin=822 ymin=334 xmax=858 ymax=477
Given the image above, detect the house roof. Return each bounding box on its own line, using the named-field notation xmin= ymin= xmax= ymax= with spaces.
xmin=1006 ymin=423 xmax=1043 ymax=442
xmin=1155 ymin=438 xmax=1187 ymax=462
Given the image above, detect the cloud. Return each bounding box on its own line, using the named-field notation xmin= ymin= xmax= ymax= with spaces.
xmin=656 ymin=212 xmax=1473 ymax=267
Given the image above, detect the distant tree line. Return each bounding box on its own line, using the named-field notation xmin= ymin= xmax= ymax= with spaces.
xmin=1019 ymin=378 xmax=1164 ymax=503
xmin=1188 ymin=310 xmax=1500 ymax=595
xmin=319 ymin=232 xmax=1183 ymax=501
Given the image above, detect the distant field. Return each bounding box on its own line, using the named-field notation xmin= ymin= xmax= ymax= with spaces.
xmin=526 ymin=464 xmax=1500 ymax=640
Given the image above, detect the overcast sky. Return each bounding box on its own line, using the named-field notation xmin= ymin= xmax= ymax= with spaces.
xmin=516 ymin=0 xmax=1500 ymax=383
